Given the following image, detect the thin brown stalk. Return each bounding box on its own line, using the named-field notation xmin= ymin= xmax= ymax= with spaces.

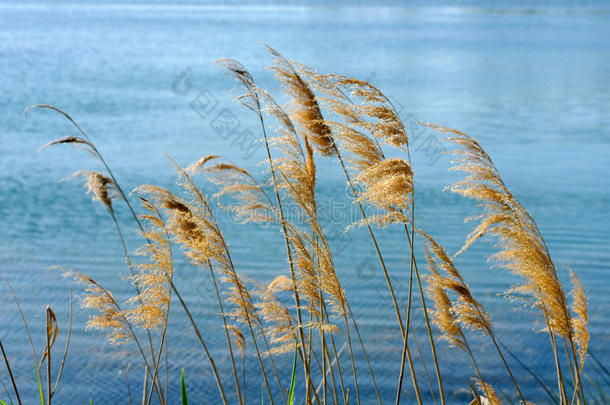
xmin=0 ymin=340 xmax=22 ymax=405
xmin=209 ymin=261 xmax=243 ymax=405
xmin=123 ymin=363 xmax=133 ymax=405
xmin=169 ymin=280 xmax=228 ymax=405
xmin=345 ymin=302 xmax=382 ymax=405
xmin=411 ymin=325 xmax=438 ymax=405
xmin=404 ymin=226 xmax=446 ymax=405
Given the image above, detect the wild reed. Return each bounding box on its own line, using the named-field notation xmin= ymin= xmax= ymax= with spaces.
xmin=3 ymin=46 xmax=595 ymax=405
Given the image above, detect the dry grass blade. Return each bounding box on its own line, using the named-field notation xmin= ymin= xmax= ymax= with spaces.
xmin=39 ymin=307 xmax=58 ymax=369
xmin=52 ymin=292 xmax=73 ymax=397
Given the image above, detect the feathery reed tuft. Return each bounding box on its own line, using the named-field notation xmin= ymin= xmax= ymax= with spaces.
xmin=475 ymin=381 xmax=501 ymax=405
xmin=125 ymin=195 xmax=174 ymax=330
xmin=569 ymin=268 xmax=588 ymax=369
xmin=64 ymin=271 xmax=129 ymax=344
xmin=354 ymin=157 xmax=413 ymax=228
xmin=266 ymin=45 xmax=336 ymax=156
xmin=69 ymin=170 xmax=117 ymax=211
xmin=437 ymin=123 xmax=574 ymax=339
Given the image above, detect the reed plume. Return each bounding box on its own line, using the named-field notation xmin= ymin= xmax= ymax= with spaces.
xmin=124 ymin=194 xmax=174 ymax=331
xmin=203 ymin=159 xmax=278 ymax=226
xmin=255 ymin=277 xmax=297 ymax=356
xmin=475 ymin=381 xmax=501 ymax=405
xmin=297 ymin=63 xmax=439 ymax=405
xmin=354 ymin=157 xmax=413 ymax=228
xmin=136 ymin=174 xmax=249 ymax=404
xmin=422 ymin=232 xmax=491 ymax=333
xmin=422 ymin=239 xmax=499 ymax=404
xmin=300 ymin=70 xmax=408 ymax=150
xmin=266 ymin=45 xmax=336 ymax=156
xmin=264 ymin=91 xmax=346 ymax=318
xmin=69 ymin=171 xmax=117 ymax=212
xmin=426 ymin=260 xmax=467 ymax=351
xmin=21 ymin=50 xmax=599 ymax=405
xmin=64 ymin=271 xmax=129 ymax=344
xmin=569 ymin=269 xmax=588 ymax=370
xmin=435 ymin=123 xmax=587 ymax=403
xmin=180 ymin=156 xmax=289 ymax=405
xmin=438 ymin=124 xmax=572 ymax=336
xmin=218 ymin=56 xmax=320 ymax=404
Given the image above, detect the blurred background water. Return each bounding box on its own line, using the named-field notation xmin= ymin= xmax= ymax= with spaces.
xmin=1 ymin=1 xmax=609 ymax=403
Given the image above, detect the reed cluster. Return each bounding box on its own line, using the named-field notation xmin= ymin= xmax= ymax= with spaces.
xmin=1 ymin=46 xmax=596 ymax=405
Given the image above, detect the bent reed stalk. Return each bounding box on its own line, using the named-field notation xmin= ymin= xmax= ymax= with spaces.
xmin=12 ymin=45 xmax=593 ymax=405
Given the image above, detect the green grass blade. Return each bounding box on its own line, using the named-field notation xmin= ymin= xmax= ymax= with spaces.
xmin=181 ymin=369 xmax=188 ymax=405
xmin=288 ymin=344 xmax=297 ymax=405
xmin=0 ymin=379 xmax=14 ymax=405
xmin=0 ymin=398 xmax=7 ymax=405
xmin=34 ymin=365 xmax=44 ymax=405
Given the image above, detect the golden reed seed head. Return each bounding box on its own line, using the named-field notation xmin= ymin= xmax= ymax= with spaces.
xmin=351 ymin=157 xmax=413 ymax=228
xmin=325 ymin=121 xmax=385 ymax=175
xmin=122 ymin=193 xmax=174 ymax=331
xmin=266 ymin=45 xmax=336 ymax=156
xmin=422 ymin=232 xmax=492 ymax=334
xmin=64 ymin=270 xmax=130 ymax=344
xmin=267 ymin=275 xmax=293 ymax=294
xmin=185 ymin=154 xmax=220 ymax=175
xmin=226 ymin=324 xmax=245 ymax=356
xmin=435 ymin=123 xmax=581 ymax=341
xmin=426 ymin=264 xmax=467 ymax=350
xmin=255 ymin=284 xmax=296 ymax=356
xmin=317 ymin=73 xmax=408 ymax=149
xmin=215 ymin=58 xmax=260 ymax=112
xmin=569 ymin=268 xmax=588 ymax=369
xmin=199 ymin=157 xmax=278 ymax=226
xmin=474 ymin=381 xmax=501 ymax=405
xmin=288 ymin=227 xmax=322 ymax=319
xmin=225 ymin=275 xmax=259 ymax=327
xmin=69 ymin=171 xmax=117 ymax=211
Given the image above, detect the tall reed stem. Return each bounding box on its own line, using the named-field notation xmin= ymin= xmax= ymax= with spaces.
xmin=208 ymin=261 xmax=243 ymax=405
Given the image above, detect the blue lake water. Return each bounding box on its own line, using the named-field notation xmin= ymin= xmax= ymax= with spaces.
xmin=1 ymin=1 xmax=609 ymax=403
